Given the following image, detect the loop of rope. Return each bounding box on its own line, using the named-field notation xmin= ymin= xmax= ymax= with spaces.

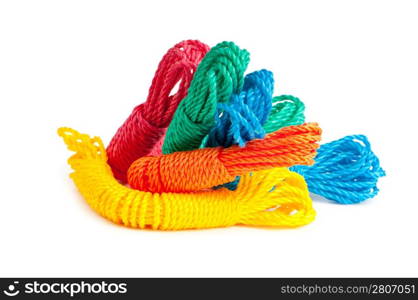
xmin=264 ymin=95 xmax=306 ymax=133
xmin=202 ymin=71 xmax=306 ymax=191
xmin=290 ymin=135 xmax=385 ymax=204
xmin=106 ymin=40 xmax=209 ymax=181
xmin=127 ymin=123 xmax=321 ymax=192
xmin=162 ymin=41 xmax=250 ymax=154
xmin=204 ymin=69 xmax=274 ymax=148
xmin=58 ymin=128 xmax=315 ymax=230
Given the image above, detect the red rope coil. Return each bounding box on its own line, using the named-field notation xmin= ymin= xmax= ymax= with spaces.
xmin=106 ymin=40 xmax=210 ymax=181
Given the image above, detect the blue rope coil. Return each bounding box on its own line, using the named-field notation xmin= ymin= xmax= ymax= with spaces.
xmin=204 ymin=69 xmax=273 ymax=148
xmin=290 ymin=135 xmax=385 ymax=204
xmin=202 ymin=68 xmax=385 ymax=203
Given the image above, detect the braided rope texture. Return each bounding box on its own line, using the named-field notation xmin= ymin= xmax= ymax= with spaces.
xmin=107 ymin=40 xmax=210 ymax=182
xmin=59 ymin=128 xmax=315 ymax=230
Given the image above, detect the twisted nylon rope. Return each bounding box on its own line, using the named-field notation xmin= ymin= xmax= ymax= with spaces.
xmin=127 ymin=123 xmax=321 ymax=192
xmin=107 ymin=40 xmax=209 ymax=181
xmin=58 ymin=128 xmax=315 ymax=230
xmin=162 ymin=41 xmax=250 ymax=154
xmin=203 ymin=69 xmax=274 ymax=148
xmin=290 ymin=135 xmax=385 ymax=204
xmin=205 ymin=71 xmax=385 ymax=203
xmin=205 ymin=72 xmax=305 ymax=149
xmin=264 ymin=95 xmax=306 ymax=133
xmin=203 ymin=69 xmax=305 ymax=190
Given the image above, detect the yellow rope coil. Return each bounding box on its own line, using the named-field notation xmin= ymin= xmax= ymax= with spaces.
xmin=58 ymin=127 xmax=316 ymax=230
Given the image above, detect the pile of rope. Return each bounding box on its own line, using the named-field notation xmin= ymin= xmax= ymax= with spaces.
xmin=59 ymin=40 xmax=385 ymax=230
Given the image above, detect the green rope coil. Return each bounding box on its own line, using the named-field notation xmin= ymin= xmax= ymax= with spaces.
xmin=162 ymin=41 xmax=250 ymax=154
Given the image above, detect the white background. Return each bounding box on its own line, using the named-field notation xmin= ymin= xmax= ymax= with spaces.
xmin=1 ymin=0 xmax=417 ymax=277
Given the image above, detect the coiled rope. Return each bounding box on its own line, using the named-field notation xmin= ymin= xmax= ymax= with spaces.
xmin=107 ymin=40 xmax=209 ymax=181
xmin=203 ymin=69 xmax=273 ymax=148
xmin=162 ymin=41 xmax=250 ymax=154
xmin=58 ymin=39 xmax=384 ymax=232
xmin=58 ymin=127 xmax=315 ymax=230
xmin=58 ymin=41 xmax=320 ymax=230
xmin=264 ymin=95 xmax=306 ymax=133
xmin=290 ymin=135 xmax=385 ymax=204
xmin=127 ymin=123 xmax=321 ymax=192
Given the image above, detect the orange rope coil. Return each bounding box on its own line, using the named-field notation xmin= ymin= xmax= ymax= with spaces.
xmin=127 ymin=123 xmax=321 ymax=192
